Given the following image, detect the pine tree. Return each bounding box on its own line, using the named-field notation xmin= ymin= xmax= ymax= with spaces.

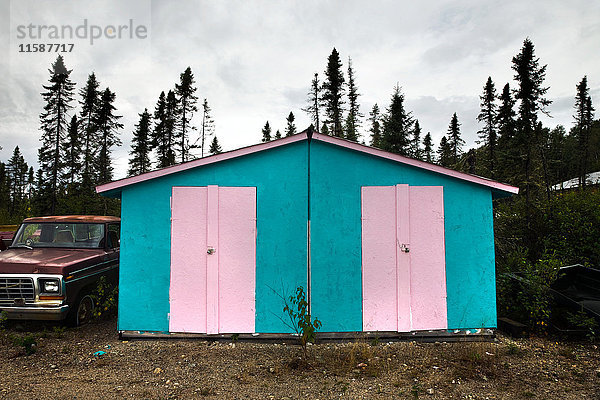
xmin=345 ymin=57 xmax=362 ymax=141
xmin=261 ymin=121 xmax=272 ymax=142
xmin=423 ymin=133 xmax=434 ymax=163
xmin=38 ymin=55 xmax=75 ymax=214
xmin=381 ymin=85 xmax=414 ymax=155
xmin=0 ymin=163 xmax=10 ymax=221
xmin=437 ymin=136 xmax=452 ymax=167
xmin=198 ymin=99 xmax=215 ymax=157
xmin=152 ymin=91 xmax=170 ymax=168
xmin=7 ymin=146 xmax=29 ymax=216
xmin=409 ymin=120 xmax=423 ymax=160
xmin=95 ymin=88 xmax=123 ymax=184
xmin=78 ymin=73 xmax=101 ymax=188
xmin=61 ymin=115 xmax=81 ymax=185
xmin=175 ymin=67 xmax=198 ymax=162
xmin=512 ymin=38 xmax=551 ymax=197
xmin=209 ymin=136 xmax=223 ymax=155
xmin=368 ymin=104 xmax=382 ymax=148
xmin=322 ymin=48 xmax=345 ymax=137
xmin=128 ymin=109 xmax=152 ymax=176
xmin=477 ymin=77 xmax=498 ymax=178
xmin=573 ymin=76 xmax=595 ymax=188
xmin=302 ymin=73 xmax=321 ymax=132
xmin=285 ymin=112 xmax=296 ymax=136
xmin=275 ymin=130 xmax=282 ymax=139
xmin=446 ymin=113 xmax=464 ymax=165
xmin=496 ymin=83 xmax=517 ymax=182
xmin=320 ymin=122 xmax=329 ymax=136
xmin=155 ymin=90 xmax=179 ymax=167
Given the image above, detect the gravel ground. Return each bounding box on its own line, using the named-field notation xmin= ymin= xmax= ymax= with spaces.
xmin=0 ymin=318 xmax=599 ymax=400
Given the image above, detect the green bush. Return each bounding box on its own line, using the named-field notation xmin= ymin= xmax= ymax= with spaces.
xmin=91 ymin=276 xmax=118 ymax=319
xmin=283 ymin=286 xmax=322 ymax=358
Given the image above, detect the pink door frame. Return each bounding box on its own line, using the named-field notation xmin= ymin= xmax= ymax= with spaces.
xmin=361 ymin=184 xmax=448 ymax=332
xmin=169 ymin=186 xmax=257 ymax=334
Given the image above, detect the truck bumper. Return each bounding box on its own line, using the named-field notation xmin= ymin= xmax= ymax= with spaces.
xmin=0 ymin=305 xmax=70 ymax=321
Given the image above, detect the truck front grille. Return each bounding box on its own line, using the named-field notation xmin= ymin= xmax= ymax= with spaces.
xmin=0 ymin=277 xmax=35 ymax=302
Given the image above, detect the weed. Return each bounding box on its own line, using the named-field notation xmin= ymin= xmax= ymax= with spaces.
xmin=411 ymin=382 xmax=423 ymax=399
xmin=12 ymin=334 xmax=37 ymax=355
xmin=231 ymin=333 xmax=239 ymax=342
xmin=567 ymin=310 xmax=598 ymax=342
xmin=282 ymin=286 xmax=322 ymax=358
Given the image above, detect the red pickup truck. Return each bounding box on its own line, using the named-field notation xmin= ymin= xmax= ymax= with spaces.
xmin=0 ymin=216 xmax=119 ymax=326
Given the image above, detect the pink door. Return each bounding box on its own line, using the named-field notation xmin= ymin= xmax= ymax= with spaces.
xmin=361 ymin=184 xmax=447 ymax=332
xmin=169 ymin=186 xmax=256 ymax=334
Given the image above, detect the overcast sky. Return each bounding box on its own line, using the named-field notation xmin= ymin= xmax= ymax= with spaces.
xmin=1 ymin=0 xmax=599 ymax=180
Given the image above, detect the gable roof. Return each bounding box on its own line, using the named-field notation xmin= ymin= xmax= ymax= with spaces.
xmin=97 ymin=130 xmax=519 ymax=196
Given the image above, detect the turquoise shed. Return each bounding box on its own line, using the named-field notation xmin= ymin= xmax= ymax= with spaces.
xmin=97 ymin=130 xmax=518 ymax=337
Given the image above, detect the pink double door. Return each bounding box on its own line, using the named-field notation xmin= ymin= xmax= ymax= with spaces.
xmin=169 ymin=186 xmax=257 ymax=334
xmin=361 ymin=184 xmax=448 ymax=332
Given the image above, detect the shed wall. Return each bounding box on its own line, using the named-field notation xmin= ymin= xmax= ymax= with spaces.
xmin=309 ymin=141 xmax=496 ymax=331
xmin=118 ymin=142 xmax=309 ymax=332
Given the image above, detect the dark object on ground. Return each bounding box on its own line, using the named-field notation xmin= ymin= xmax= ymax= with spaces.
xmin=551 ymin=264 xmax=600 ymax=322
xmin=497 ymin=317 xmax=528 ymax=338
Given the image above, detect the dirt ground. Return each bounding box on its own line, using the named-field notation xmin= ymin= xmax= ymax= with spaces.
xmin=0 ymin=318 xmax=599 ymax=400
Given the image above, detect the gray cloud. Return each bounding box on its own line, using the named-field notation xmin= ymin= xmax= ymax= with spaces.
xmin=1 ymin=0 xmax=599 ymax=180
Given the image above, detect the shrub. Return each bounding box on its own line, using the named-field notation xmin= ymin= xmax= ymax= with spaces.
xmin=91 ymin=276 xmax=118 ymax=319
xmin=282 ymin=286 xmax=322 ymax=358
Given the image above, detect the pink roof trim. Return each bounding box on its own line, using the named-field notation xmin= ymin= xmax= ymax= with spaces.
xmin=96 ymin=130 xmax=518 ymax=195
xmin=311 ymin=133 xmax=519 ymax=194
xmin=96 ymin=133 xmax=307 ymax=194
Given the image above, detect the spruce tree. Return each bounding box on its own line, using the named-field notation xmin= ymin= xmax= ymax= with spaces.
xmin=496 ymin=83 xmax=517 ymax=181
xmin=423 ymin=133 xmax=434 ymax=163
xmin=446 ymin=113 xmax=464 ymax=165
xmin=152 ymin=91 xmax=170 ymax=168
xmin=78 ymin=73 xmax=101 ymax=189
xmin=302 ymin=73 xmax=320 ymax=132
xmin=322 ymin=48 xmax=345 ymax=137
xmin=381 ymin=85 xmax=414 ymax=155
xmin=477 ymin=77 xmax=498 ymax=178
xmin=285 ymin=112 xmax=296 ymax=136
xmin=61 ymin=115 xmax=81 ymax=186
xmin=160 ymin=90 xmax=179 ymax=167
xmin=7 ymin=146 xmax=28 ymax=217
xmin=368 ymin=104 xmax=382 ymax=148
xmin=198 ymin=99 xmax=214 ymax=157
xmin=574 ymin=76 xmax=595 ymax=188
xmin=209 ymin=136 xmax=223 ymax=155
xmin=38 ymin=55 xmax=75 ymax=214
xmin=345 ymin=57 xmax=362 ymax=141
xmin=128 ymin=109 xmax=152 ymax=176
xmin=409 ymin=120 xmax=423 ymax=160
xmin=261 ymin=121 xmax=272 ymax=142
xmin=437 ymin=136 xmax=452 ymax=167
xmin=175 ymin=67 xmax=198 ymax=162
xmin=275 ymin=130 xmax=282 ymax=139
xmin=511 ymin=38 xmax=551 ymax=197
xmin=0 ymin=163 xmax=9 ymax=221
xmin=95 ymin=88 xmax=123 ymax=184
xmin=320 ymin=122 xmax=329 ymax=136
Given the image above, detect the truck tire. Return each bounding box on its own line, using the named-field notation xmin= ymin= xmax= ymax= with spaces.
xmin=66 ymin=295 xmax=95 ymax=327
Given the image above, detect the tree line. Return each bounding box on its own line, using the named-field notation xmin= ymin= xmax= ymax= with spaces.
xmin=0 ymin=56 xmax=224 ymax=223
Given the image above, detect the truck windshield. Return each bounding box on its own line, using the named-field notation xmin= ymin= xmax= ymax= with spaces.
xmin=12 ymin=223 xmax=105 ymax=249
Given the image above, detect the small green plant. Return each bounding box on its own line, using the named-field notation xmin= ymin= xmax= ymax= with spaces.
xmin=283 ymin=286 xmax=322 ymax=358
xmin=0 ymin=311 xmax=7 ymax=330
xmin=567 ymin=310 xmax=598 ymax=342
xmin=91 ymin=276 xmax=118 ymax=319
xmin=12 ymin=334 xmax=37 ymax=355
xmin=231 ymin=333 xmax=239 ymax=342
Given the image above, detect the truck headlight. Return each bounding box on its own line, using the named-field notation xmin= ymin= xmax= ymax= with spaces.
xmin=39 ymin=279 xmax=60 ymax=294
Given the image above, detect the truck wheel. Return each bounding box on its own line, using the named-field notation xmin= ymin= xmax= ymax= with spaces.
xmin=67 ymin=295 xmax=95 ymax=327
